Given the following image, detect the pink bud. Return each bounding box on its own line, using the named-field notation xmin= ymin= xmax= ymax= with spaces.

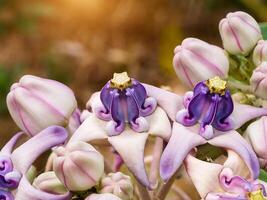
xmin=250 ymin=62 xmax=267 ymax=100
xmin=253 ymin=40 xmax=267 ymax=66
xmin=245 ymin=116 xmax=267 ymax=170
xmin=173 ymin=38 xmax=229 ymax=88
xmin=53 ymin=141 xmax=104 ymax=191
xmin=7 ymin=75 xmax=77 ymax=136
xmin=85 ymin=193 xmax=122 ymax=200
xmin=33 ymin=171 xmax=68 ymax=195
xmin=100 ymin=172 xmax=133 ymax=200
xmin=219 ymin=11 xmax=262 ymax=55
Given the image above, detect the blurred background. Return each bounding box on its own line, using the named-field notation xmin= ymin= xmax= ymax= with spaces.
xmin=1 ymin=0 xmax=267 ymax=137
xmin=1 ymin=0 xmax=267 ymax=198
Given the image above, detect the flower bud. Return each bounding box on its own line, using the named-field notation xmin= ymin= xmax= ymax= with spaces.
xmin=245 ymin=116 xmax=267 ymax=170
xmin=253 ymin=40 xmax=267 ymax=66
xmin=100 ymin=172 xmax=133 ymax=200
xmin=173 ymin=38 xmax=229 ymax=88
xmin=7 ymin=75 xmax=77 ymax=136
xmin=33 ymin=171 xmax=68 ymax=195
xmin=53 ymin=141 xmax=104 ymax=191
xmin=85 ymin=193 xmax=122 ymax=200
xmin=250 ymin=62 xmax=267 ymax=100
xmin=219 ymin=11 xmax=262 ymax=55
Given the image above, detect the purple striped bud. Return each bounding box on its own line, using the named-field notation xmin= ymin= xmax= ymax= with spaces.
xmin=253 ymin=40 xmax=267 ymax=66
xmin=7 ymin=75 xmax=77 ymax=136
xmin=173 ymin=38 xmax=229 ymax=89
xmin=245 ymin=116 xmax=267 ymax=170
xmin=33 ymin=171 xmax=68 ymax=195
xmin=100 ymin=172 xmax=133 ymax=200
xmin=53 ymin=141 xmax=104 ymax=191
xmin=250 ymin=62 xmax=267 ymax=100
xmin=85 ymin=193 xmax=122 ymax=200
xmin=219 ymin=11 xmax=262 ymax=55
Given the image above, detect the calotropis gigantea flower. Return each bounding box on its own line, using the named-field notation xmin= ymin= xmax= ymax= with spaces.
xmin=250 ymin=62 xmax=267 ymax=100
xmin=100 ymin=172 xmax=133 ymax=200
xmin=69 ymin=72 xmax=178 ymax=188
xmin=0 ymin=126 xmax=71 ymax=200
xmin=7 ymin=75 xmax=77 ymax=136
xmin=219 ymin=11 xmax=262 ymax=55
xmin=253 ymin=40 xmax=267 ymax=66
xmin=85 ymin=193 xmax=122 ymax=200
xmin=160 ymin=76 xmax=267 ymax=182
xmin=245 ymin=116 xmax=267 ymax=170
xmin=173 ymin=38 xmax=229 ymax=89
xmin=185 ymin=151 xmax=267 ymax=200
xmin=53 ymin=141 xmax=104 ymax=191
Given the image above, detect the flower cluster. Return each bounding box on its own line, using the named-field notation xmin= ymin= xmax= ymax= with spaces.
xmin=2 ymin=10 xmax=267 ymax=200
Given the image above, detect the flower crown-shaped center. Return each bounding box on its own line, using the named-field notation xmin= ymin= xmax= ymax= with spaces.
xmin=249 ymin=190 xmax=266 ymax=200
xmin=206 ymin=76 xmax=227 ymax=95
xmin=110 ymin=72 xmax=132 ymax=90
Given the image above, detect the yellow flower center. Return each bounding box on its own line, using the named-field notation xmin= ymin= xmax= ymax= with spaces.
xmin=110 ymin=72 xmax=132 ymax=90
xmin=206 ymin=76 xmax=227 ymax=95
xmin=249 ymin=190 xmax=266 ymax=200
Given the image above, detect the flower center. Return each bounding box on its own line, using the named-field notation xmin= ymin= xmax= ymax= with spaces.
xmin=249 ymin=190 xmax=266 ymax=200
xmin=110 ymin=72 xmax=132 ymax=90
xmin=206 ymin=76 xmax=227 ymax=95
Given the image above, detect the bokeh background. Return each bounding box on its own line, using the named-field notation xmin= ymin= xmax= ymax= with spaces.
xmin=0 ymin=1 xmax=267 ymax=198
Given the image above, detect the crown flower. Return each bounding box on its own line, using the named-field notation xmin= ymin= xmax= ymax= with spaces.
xmin=96 ymin=72 xmax=157 ymax=136
xmin=176 ymin=76 xmax=234 ymax=139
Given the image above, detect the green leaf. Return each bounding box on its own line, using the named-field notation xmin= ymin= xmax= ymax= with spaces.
xmin=260 ymin=23 xmax=267 ymax=40
xmin=259 ymin=169 xmax=267 ymax=182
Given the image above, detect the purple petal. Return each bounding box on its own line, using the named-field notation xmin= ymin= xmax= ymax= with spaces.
xmin=0 ymin=155 xmax=13 ymax=176
xmin=0 ymin=171 xmax=21 ymax=189
xmin=208 ymin=131 xmax=259 ymax=179
xmin=11 ymin=126 xmax=68 ymax=174
xmin=219 ymin=168 xmax=252 ymax=194
xmin=15 ymin=176 xmax=71 ymax=200
xmin=100 ymin=83 xmax=113 ymax=112
xmin=205 ymin=192 xmax=247 ymax=200
xmin=160 ymin=122 xmax=206 ymax=182
xmin=232 ymin=102 xmax=267 ymax=129
xmin=108 ymin=91 xmax=125 ymax=136
xmin=201 ymin=95 xmax=219 ymax=127
xmin=142 ymin=83 xmax=183 ymax=121
xmin=108 ymin=131 xmax=150 ymax=188
xmin=178 ymin=91 xmax=207 ymax=126
xmin=213 ymin=90 xmax=234 ymax=131
xmin=1 ymin=132 xmax=24 ymax=155
xmin=126 ymin=89 xmax=140 ymax=127
xmin=0 ymin=190 xmax=13 ymax=200
xmin=130 ymin=80 xmax=147 ymax=110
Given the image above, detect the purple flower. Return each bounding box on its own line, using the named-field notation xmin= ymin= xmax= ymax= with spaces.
xmin=95 ymin=72 xmax=157 ymax=136
xmin=0 ymin=126 xmax=70 ymax=200
xmin=159 ymin=76 xmax=267 ymax=182
xmin=176 ymin=76 xmax=234 ymax=139
xmin=69 ymin=72 xmax=174 ymax=188
xmin=185 ymin=152 xmax=267 ymax=200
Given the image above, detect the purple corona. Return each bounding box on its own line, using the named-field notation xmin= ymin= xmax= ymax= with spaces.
xmin=176 ymin=76 xmax=234 ymax=139
xmin=97 ymin=72 xmax=157 ymax=136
